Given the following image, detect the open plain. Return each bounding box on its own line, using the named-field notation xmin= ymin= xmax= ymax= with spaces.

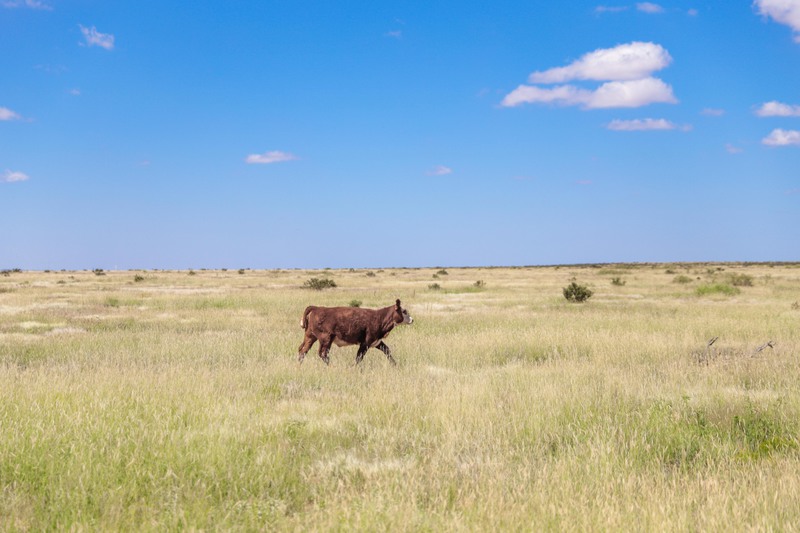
xmin=1 ymin=264 xmax=799 ymax=530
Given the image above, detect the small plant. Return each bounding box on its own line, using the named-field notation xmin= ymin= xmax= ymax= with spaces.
xmin=673 ymin=275 xmax=693 ymax=284
xmin=238 ymin=269 xmax=245 ymax=275
xmin=610 ymin=277 xmax=626 ymax=286
xmin=428 ymin=283 xmax=441 ymax=290
xmin=303 ymin=277 xmax=337 ymax=290
xmin=436 ymin=269 xmax=449 ymax=276
xmin=728 ymin=273 xmax=754 ymax=287
xmin=665 ymin=269 xmax=676 ymax=275
xmin=695 ymin=283 xmax=740 ymax=297
xmin=432 ymin=274 xmax=439 ymax=279
xmin=474 ymin=280 xmax=486 ymax=288
xmin=93 ymin=268 xmax=105 ymax=276
xmin=563 ymin=281 xmax=593 ymax=303
xmin=105 ymin=297 xmax=120 ymax=307
xmin=791 ymin=301 xmax=799 ymax=311
xmin=188 ymin=270 xmax=197 ymax=276
xmin=134 ymin=275 xmax=145 ymax=283
xmin=366 ymin=271 xmax=376 ymax=277
xmin=349 ymin=300 xmax=362 ymax=308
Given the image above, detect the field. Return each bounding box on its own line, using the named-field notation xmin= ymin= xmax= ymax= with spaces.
xmin=1 ymin=264 xmax=799 ymax=530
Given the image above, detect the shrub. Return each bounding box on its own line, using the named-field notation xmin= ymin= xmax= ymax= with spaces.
xmin=188 ymin=270 xmax=197 ymax=276
xmin=436 ymin=269 xmax=449 ymax=276
xmin=349 ymin=300 xmax=362 ymax=308
xmin=428 ymin=283 xmax=441 ymax=290
xmin=93 ymin=268 xmax=106 ymax=276
xmin=134 ymin=275 xmax=145 ymax=283
xmin=432 ymin=274 xmax=439 ymax=279
xmin=563 ymin=281 xmax=593 ymax=303
xmin=673 ymin=275 xmax=693 ymax=284
xmin=238 ymin=269 xmax=245 ymax=275
xmin=366 ymin=271 xmax=376 ymax=277
xmin=474 ymin=280 xmax=486 ymax=288
xmin=728 ymin=273 xmax=754 ymax=287
xmin=791 ymin=301 xmax=799 ymax=311
xmin=611 ymin=277 xmax=626 ymax=286
xmin=304 ymin=277 xmax=337 ymax=290
xmin=695 ymin=283 xmax=740 ymax=297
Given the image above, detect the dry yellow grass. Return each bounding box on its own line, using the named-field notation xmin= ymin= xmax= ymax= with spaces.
xmin=1 ymin=264 xmax=799 ymax=530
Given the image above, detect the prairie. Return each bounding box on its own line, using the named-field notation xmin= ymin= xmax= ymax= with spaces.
xmin=1 ymin=264 xmax=799 ymax=530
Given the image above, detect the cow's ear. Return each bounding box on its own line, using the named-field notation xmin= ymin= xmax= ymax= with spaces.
xmin=395 ymin=299 xmax=401 ymax=310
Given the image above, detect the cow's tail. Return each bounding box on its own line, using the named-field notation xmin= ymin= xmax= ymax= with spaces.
xmin=300 ymin=306 xmax=315 ymax=329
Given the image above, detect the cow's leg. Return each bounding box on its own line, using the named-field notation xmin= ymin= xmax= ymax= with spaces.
xmin=298 ymin=334 xmax=316 ymax=363
xmin=375 ymin=341 xmax=397 ymax=366
xmin=355 ymin=343 xmax=369 ymax=365
xmin=317 ymin=336 xmax=333 ymax=365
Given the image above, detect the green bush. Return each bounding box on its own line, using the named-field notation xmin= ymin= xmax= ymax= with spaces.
xmin=673 ymin=275 xmax=693 ymax=284
xmin=134 ymin=275 xmax=145 ymax=283
xmin=563 ymin=281 xmax=593 ymax=303
xmin=695 ymin=283 xmax=740 ymax=296
xmin=349 ymin=300 xmax=362 ymax=308
xmin=474 ymin=280 xmax=486 ymax=288
xmin=611 ymin=277 xmax=626 ymax=286
xmin=303 ymin=277 xmax=337 ymax=290
xmin=436 ymin=269 xmax=449 ymax=276
xmin=728 ymin=273 xmax=754 ymax=287
xmin=428 ymin=283 xmax=441 ymax=290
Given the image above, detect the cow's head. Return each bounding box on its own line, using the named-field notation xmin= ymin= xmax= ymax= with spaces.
xmin=395 ymin=299 xmax=413 ymax=325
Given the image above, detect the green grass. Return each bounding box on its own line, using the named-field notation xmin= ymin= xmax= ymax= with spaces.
xmin=1 ymin=264 xmax=799 ymax=530
xmin=695 ymin=283 xmax=741 ymax=296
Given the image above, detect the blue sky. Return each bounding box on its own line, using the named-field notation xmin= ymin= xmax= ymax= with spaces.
xmin=2 ymin=1 xmax=799 ymax=269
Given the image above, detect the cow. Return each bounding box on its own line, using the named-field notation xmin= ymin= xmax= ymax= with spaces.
xmin=298 ymin=299 xmax=413 ymax=366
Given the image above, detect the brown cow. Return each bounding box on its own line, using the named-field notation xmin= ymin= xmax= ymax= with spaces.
xmin=298 ymin=299 xmax=413 ymax=365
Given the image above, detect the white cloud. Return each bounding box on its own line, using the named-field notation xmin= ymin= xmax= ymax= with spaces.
xmin=607 ymin=118 xmax=677 ymax=131
xmin=725 ymin=143 xmax=744 ymax=154
xmin=636 ymin=2 xmax=665 ymax=13
xmin=69 ymin=88 xmax=81 ymax=96
xmin=79 ymin=25 xmax=115 ymax=50
xmin=427 ymin=165 xmax=452 ymax=176
xmin=0 ymin=106 xmax=21 ymax=121
xmin=701 ymin=108 xmax=725 ymax=116
xmin=755 ymin=100 xmax=800 ymax=116
xmin=688 ymin=8 xmax=699 ymax=16
xmin=595 ymin=5 xmax=629 ymax=13
xmin=502 ymin=84 xmax=591 ymax=107
xmin=2 ymin=0 xmax=51 ymax=9
xmin=385 ymin=30 xmax=402 ymax=39
xmin=245 ymin=150 xmax=298 ymax=164
xmin=762 ymin=128 xmax=800 ymax=145
xmin=503 ymin=42 xmax=677 ymax=110
xmin=528 ymin=42 xmax=672 ymax=83
xmin=755 ymin=0 xmax=800 ymax=41
xmin=2 ymin=170 xmax=30 ymax=183
xmin=587 ymin=77 xmax=676 ymax=108
xmin=503 ymin=77 xmax=676 ymax=109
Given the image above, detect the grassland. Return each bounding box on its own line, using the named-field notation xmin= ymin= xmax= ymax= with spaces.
xmin=1 ymin=263 xmax=799 ymax=531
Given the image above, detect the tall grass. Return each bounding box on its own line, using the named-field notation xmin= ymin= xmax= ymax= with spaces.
xmin=1 ymin=264 xmax=799 ymax=529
